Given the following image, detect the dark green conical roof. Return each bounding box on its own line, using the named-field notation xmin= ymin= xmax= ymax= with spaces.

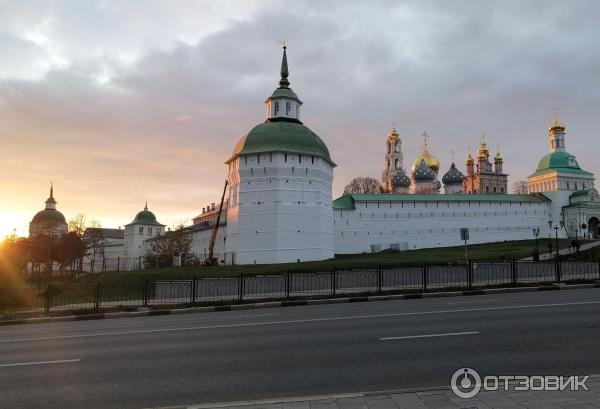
xmin=127 ymin=203 xmax=164 ymax=226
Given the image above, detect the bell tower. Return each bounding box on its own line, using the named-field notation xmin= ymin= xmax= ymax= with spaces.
xmin=382 ymin=127 xmax=403 ymax=192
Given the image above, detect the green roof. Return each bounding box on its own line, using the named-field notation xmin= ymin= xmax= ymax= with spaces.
xmin=229 ymin=120 xmax=334 ymax=165
xmin=127 ymin=208 xmax=164 ymax=226
xmin=332 ymin=193 xmax=551 ymax=210
xmin=529 ymin=151 xmax=593 ymax=177
xmin=31 ymin=209 xmax=67 ymax=225
xmin=266 ymin=87 xmax=302 ymax=103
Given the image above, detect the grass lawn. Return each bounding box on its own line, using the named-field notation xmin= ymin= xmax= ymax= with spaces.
xmin=75 ymin=238 xmax=582 ymax=285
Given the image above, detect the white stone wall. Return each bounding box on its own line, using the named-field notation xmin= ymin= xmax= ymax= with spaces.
xmin=189 ymin=225 xmax=229 ymax=263
xmin=333 ymin=198 xmax=554 ymax=254
xmin=123 ymin=224 xmax=163 ymax=260
xmin=226 ymin=151 xmax=334 ymax=264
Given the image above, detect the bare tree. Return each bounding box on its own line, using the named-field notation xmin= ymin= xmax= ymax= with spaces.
xmin=343 ymin=177 xmax=383 ymax=195
xmin=144 ymin=224 xmax=193 ymax=268
xmin=512 ymin=180 xmax=529 ymax=194
xmin=68 ymin=214 xmax=101 ymax=236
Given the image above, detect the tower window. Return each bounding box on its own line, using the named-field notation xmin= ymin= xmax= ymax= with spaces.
xmin=139 ymin=227 xmax=144 ymax=234
xmin=286 ymin=101 xmax=291 ymax=116
xmin=274 ymin=101 xmax=279 ymax=116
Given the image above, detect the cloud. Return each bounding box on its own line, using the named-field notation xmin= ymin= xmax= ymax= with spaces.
xmin=0 ymin=0 xmax=599 ymax=236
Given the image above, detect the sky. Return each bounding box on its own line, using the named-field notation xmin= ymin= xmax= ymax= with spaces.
xmin=1 ymin=0 xmax=599 ymax=238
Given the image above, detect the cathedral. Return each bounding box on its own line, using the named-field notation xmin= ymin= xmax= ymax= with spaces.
xmin=32 ymin=46 xmax=600 ymax=268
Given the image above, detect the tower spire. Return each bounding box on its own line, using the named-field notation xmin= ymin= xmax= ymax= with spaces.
xmin=144 ymin=201 xmax=148 ymax=211
xmin=50 ymin=182 xmax=54 ymax=198
xmin=279 ymin=43 xmax=289 ymax=88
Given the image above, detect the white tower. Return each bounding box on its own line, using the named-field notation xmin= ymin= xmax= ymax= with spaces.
xmin=123 ymin=203 xmax=165 ymax=261
xmin=225 ymin=46 xmax=335 ymax=265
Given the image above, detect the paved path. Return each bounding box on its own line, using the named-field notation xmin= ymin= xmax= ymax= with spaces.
xmin=521 ymin=240 xmax=600 ymax=261
xmin=166 ymin=377 xmax=600 ymax=409
xmin=1 ymin=288 xmax=600 ymax=409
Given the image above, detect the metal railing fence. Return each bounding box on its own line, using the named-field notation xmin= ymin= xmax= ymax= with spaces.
xmin=3 ymin=259 xmax=600 ymax=314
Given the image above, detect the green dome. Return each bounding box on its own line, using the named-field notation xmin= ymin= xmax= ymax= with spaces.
xmin=129 ymin=207 xmax=163 ymax=226
xmin=266 ymin=87 xmax=301 ymax=103
xmin=230 ymin=120 xmax=334 ymax=165
xmin=31 ymin=209 xmax=67 ymax=225
xmin=531 ymin=151 xmax=592 ymax=176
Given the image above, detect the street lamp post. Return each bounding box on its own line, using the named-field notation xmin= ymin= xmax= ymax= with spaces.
xmin=532 ymin=227 xmax=540 ymax=261
xmin=548 ymin=220 xmax=565 ymax=260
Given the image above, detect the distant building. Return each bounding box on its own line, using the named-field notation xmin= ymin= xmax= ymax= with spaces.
xmin=463 ymin=139 xmax=508 ymax=194
xmin=29 ymin=184 xmax=68 ymax=238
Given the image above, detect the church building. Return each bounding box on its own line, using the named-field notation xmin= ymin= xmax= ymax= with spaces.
xmin=73 ymin=46 xmax=600 ymax=266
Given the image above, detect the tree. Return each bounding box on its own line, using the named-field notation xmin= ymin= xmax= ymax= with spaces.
xmin=512 ymin=180 xmax=528 ymax=194
xmin=144 ymin=224 xmax=192 ymax=268
xmin=343 ymin=177 xmax=383 ymax=195
xmin=68 ymin=214 xmax=101 ymax=237
xmin=0 ymin=232 xmax=30 ymax=286
xmin=54 ymin=232 xmax=88 ymax=275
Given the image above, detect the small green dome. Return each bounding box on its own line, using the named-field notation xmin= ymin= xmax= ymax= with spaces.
xmin=267 ymin=87 xmax=301 ymax=103
xmin=129 ymin=205 xmax=163 ymax=226
xmin=31 ymin=209 xmax=67 ymax=225
xmin=533 ymin=151 xmax=591 ymax=176
xmin=230 ymin=120 xmax=334 ymax=165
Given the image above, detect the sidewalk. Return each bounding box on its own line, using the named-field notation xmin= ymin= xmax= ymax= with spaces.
xmin=521 ymin=240 xmax=600 ymax=261
xmin=162 ymin=375 xmax=600 ymax=409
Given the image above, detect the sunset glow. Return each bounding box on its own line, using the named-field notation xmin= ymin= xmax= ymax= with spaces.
xmin=1 ymin=1 xmax=599 ymax=238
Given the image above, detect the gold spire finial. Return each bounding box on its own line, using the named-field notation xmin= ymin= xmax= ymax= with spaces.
xmin=422 ymin=130 xmax=429 ymax=148
xmin=495 ymin=144 xmax=503 ymax=161
xmin=466 ymin=147 xmax=474 ymax=164
xmin=550 ymin=105 xmax=565 ymax=130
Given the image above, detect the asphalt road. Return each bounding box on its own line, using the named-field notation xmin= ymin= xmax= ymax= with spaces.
xmin=1 ymin=289 xmax=599 ymax=409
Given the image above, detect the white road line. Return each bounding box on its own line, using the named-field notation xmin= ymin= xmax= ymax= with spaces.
xmin=380 ymin=331 xmax=479 ymax=341
xmin=447 ymin=299 xmax=499 ymax=305
xmin=0 ymin=300 xmax=598 ymax=344
xmin=0 ymin=359 xmax=81 ymax=368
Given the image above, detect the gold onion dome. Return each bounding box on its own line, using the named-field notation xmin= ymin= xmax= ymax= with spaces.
xmin=549 ymin=116 xmax=565 ymax=131
xmin=387 ymin=127 xmax=399 ymax=141
xmin=465 ymin=150 xmax=474 ymax=164
xmin=477 ymin=141 xmax=489 ymax=159
xmin=411 ymin=147 xmax=440 ymax=173
xmin=494 ymin=151 xmax=503 ymax=162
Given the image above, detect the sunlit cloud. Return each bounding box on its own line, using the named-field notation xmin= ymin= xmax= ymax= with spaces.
xmin=0 ymin=0 xmax=599 ymax=238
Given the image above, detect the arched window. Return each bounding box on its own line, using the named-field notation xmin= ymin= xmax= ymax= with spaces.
xmin=501 ymin=187 xmax=504 ymax=193
xmin=394 ymin=158 xmax=399 ymax=169
xmin=394 ymin=143 xmax=399 ymax=153
xmin=567 ymin=181 xmax=570 ymax=190
xmin=274 ymin=101 xmax=279 ymax=116
xmin=486 ymin=186 xmax=490 ymax=193
xmin=285 ymin=101 xmax=291 ymax=116
xmin=493 ymin=187 xmax=497 ymax=193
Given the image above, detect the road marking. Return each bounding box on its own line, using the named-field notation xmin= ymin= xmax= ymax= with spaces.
xmin=447 ymin=299 xmax=499 ymax=305
xmin=0 ymin=300 xmax=598 ymax=344
xmin=380 ymin=331 xmax=479 ymax=341
xmin=0 ymin=359 xmax=81 ymax=368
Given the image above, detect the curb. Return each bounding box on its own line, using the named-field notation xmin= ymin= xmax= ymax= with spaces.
xmin=1 ymin=282 xmax=599 ymax=328
xmin=145 ymin=386 xmax=451 ymax=409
